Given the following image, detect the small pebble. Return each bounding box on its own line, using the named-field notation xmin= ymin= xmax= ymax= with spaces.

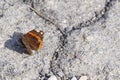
xmin=71 ymin=76 xmax=77 ymax=80
xmin=79 ymin=76 xmax=88 ymax=80
xmin=48 ymin=75 xmax=57 ymax=80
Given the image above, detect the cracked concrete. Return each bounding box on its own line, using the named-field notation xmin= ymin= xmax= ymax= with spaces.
xmin=0 ymin=0 xmax=120 ymax=80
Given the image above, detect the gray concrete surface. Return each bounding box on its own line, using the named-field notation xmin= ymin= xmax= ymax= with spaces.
xmin=0 ymin=0 xmax=120 ymax=80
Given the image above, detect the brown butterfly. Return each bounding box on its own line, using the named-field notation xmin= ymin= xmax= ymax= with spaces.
xmin=20 ymin=29 xmax=44 ymax=55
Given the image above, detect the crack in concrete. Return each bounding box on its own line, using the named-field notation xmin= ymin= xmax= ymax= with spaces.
xmin=67 ymin=0 xmax=116 ymax=35
xmin=22 ymin=0 xmax=117 ymax=79
xmin=50 ymin=0 xmax=116 ymax=79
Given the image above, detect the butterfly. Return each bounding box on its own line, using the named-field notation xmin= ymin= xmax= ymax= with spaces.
xmin=20 ymin=29 xmax=44 ymax=55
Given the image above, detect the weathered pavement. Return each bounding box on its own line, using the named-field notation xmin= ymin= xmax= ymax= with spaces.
xmin=0 ymin=0 xmax=120 ymax=80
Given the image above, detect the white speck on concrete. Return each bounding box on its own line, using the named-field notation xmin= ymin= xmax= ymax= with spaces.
xmin=71 ymin=76 xmax=77 ymax=80
xmin=48 ymin=75 xmax=57 ymax=80
xmin=85 ymin=35 xmax=94 ymax=42
xmin=46 ymin=0 xmax=57 ymax=10
xmin=79 ymin=76 xmax=88 ymax=80
xmin=0 ymin=37 xmax=4 ymax=48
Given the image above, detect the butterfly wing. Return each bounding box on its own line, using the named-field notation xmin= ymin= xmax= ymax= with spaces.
xmin=21 ymin=35 xmax=32 ymax=55
xmin=24 ymin=29 xmax=43 ymax=51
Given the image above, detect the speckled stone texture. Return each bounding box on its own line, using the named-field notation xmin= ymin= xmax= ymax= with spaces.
xmin=0 ymin=0 xmax=120 ymax=80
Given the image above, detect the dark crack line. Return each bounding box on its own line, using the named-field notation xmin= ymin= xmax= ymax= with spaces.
xmin=50 ymin=0 xmax=116 ymax=78
xmin=67 ymin=0 xmax=116 ymax=35
xmin=52 ymin=0 xmax=116 ymax=60
xmin=23 ymin=0 xmax=117 ymax=79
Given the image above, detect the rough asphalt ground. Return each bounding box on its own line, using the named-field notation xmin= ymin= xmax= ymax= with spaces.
xmin=0 ymin=0 xmax=120 ymax=80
